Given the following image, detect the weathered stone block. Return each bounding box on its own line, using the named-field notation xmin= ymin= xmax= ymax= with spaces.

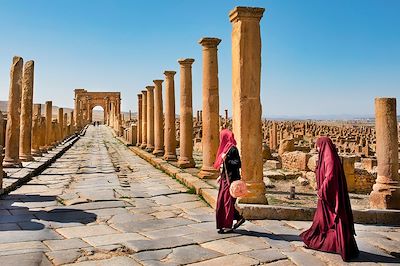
xmin=281 ymin=151 xmax=310 ymax=171
xmin=305 ymin=171 xmax=317 ymax=190
xmin=307 ymin=154 xmax=318 ymax=172
xmin=264 ymin=160 xmax=281 ymax=170
xmin=278 ymin=139 xmax=295 ymax=156
xmin=361 ymin=158 xmax=377 ymax=172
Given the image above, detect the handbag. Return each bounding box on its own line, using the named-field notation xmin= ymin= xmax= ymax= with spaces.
xmin=223 ymin=160 xmax=248 ymax=198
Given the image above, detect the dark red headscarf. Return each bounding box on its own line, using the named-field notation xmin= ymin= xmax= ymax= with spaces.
xmin=316 ymin=137 xmax=355 ymax=235
xmin=213 ymin=129 xmax=237 ymax=169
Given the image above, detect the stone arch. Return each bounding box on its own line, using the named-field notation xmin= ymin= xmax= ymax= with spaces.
xmin=74 ymin=89 xmax=121 ymax=131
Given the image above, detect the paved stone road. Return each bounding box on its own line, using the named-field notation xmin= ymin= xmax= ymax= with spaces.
xmin=0 ymin=126 xmax=399 ymax=265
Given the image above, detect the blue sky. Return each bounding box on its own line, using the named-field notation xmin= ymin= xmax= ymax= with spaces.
xmin=0 ymin=0 xmax=399 ymax=117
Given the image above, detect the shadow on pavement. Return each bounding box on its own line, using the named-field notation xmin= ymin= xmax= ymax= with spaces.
xmin=0 ymin=194 xmax=97 ymax=231
xmin=234 ymin=229 xmax=400 ymax=263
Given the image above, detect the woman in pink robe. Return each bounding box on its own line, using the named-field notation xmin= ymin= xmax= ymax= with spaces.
xmin=300 ymin=136 xmax=359 ymax=261
xmin=214 ymin=129 xmax=245 ymax=234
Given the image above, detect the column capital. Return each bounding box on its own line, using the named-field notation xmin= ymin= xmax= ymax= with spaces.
xmin=153 ymin=79 xmax=164 ymax=85
xmin=199 ymin=37 xmax=221 ymax=48
xmin=45 ymin=100 xmax=52 ymax=105
xmin=141 ymin=90 xmax=147 ymax=95
xmin=137 ymin=93 xmax=143 ymax=99
xmin=164 ymin=71 xmax=176 ymax=77
xmin=229 ymin=6 xmax=265 ymax=23
xmin=146 ymin=86 xmax=155 ymax=91
xmin=178 ymin=58 xmax=195 ymax=66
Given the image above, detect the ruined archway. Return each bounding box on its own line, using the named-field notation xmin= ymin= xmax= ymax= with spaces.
xmin=92 ymin=106 xmax=105 ymax=123
xmin=74 ymin=89 xmax=121 ymax=131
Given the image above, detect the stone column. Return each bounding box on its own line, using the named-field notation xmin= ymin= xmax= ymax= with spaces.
xmin=177 ymin=58 xmax=196 ymax=168
xmin=63 ymin=113 xmax=68 ymax=139
xmin=137 ymin=94 xmax=143 ymax=146
xmin=19 ymin=60 xmax=35 ymax=162
xmin=31 ymin=104 xmax=42 ymax=156
xmin=230 ymin=7 xmax=267 ymax=204
xmin=198 ymin=37 xmax=221 ymax=178
xmin=370 ymin=97 xmax=400 ymax=209
xmin=58 ymin=108 xmax=64 ymax=142
xmin=39 ymin=116 xmax=47 ymax=153
xmin=70 ymin=111 xmax=75 ymax=134
xmin=0 ymin=111 xmax=4 ymax=149
xmin=0 ymin=145 xmax=3 ymax=190
xmin=146 ymin=86 xmax=155 ymax=152
xmin=269 ymin=121 xmax=278 ymax=151
xmin=141 ymin=91 xmax=148 ymax=148
xmin=153 ymin=80 xmax=164 ymax=156
xmin=3 ymin=56 xmax=23 ymax=168
xmin=163 ymin=71 xmax=177 ymax=161
xmin=45 ymin=101 xmax=53 ymax=149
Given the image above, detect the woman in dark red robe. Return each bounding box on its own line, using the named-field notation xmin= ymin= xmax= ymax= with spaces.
xmin=300 ymin=136 xmax=359 ymax=261
xmin=214 ymin=129 xmax=245 ymax=234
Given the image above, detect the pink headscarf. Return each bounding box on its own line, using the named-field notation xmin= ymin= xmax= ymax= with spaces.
xmin=213 ymin=129 xmax=237 ymax=169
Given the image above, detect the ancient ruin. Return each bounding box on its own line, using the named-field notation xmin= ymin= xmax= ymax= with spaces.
xmin=0 ymin=4 xmax=399 ymax=265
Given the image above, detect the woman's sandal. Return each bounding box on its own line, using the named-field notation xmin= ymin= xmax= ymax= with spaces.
xmin=233 ymin=218 xmax=246 ymax=229
xmin=217 ymin=228 xmax=234 ymax=234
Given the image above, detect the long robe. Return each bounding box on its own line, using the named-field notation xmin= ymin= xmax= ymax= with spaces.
xmin=300 ymin=137 xmax=359 ymax=261
xmin=216 ymin=146 xmax=242 ymax=229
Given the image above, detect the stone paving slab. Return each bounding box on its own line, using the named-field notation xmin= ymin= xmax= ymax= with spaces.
xmin=0 ymin=126 xmax=398 ymax=265
xmin=1 ymin=134 xmax=81 ymax=196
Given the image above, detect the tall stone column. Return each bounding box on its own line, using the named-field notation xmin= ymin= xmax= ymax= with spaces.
xmin=45 ymin=101 xmax=53 ymax=149
xmin=39 ymin=116 xmax=47 ymax=153
xmin=0 ymin=111 xmax=4 ymax=149
xmin=177 ymin=58 xmax=196 ymax=168
xmin=269 ymin=121 xmax=278 ymax=151
xmin=19 ymin=60 xmax=35 ymax=162
xmin=58 ymin=108 xmax=64 ymax=142
xmin=63 ymin=113 xmax=68 ymax=139
xmin=74 ymin=99 xmax=81 ymax=130
xmin=31 ymin=104 xmax=42 ymax=156
xmin=230 ymin=7 xmax=267 ymax=204
xmin=163 ymin=71 xmax=177 ymax=161
xmin=153 ymin=80 xmax=164 ymax=156
xmin=137 ymin=94 xmax=143 ymax=146
xmin=141 ymin=91 xmax=148 ymax=149
xmin=3 ymin=56 xmax=23 ymax=168
xmin=370 ymin=97 xmax=400 ymax=209
xmin=70 ymin=111 xmax=75 ymax=134
xmin=0 ymin=144 xmax=3 ymax=189
xmin=198 ymin=37 xmax=221 ymax=178
xmin=146 ymin=86 xmax=155 ymax=152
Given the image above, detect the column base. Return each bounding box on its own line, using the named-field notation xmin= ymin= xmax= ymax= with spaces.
xmin=164 ymin=153 xmax=177 ymax=161
xmin=140 ymin=143 xmax=147 ymax=149
xmin=370 ymin=182 xmax=400 ymax=209
xmin=39 ymin=147 xmax=48 ymax=154
xmin=20 ymin=154 xmax=34 ymax=162
xmin=146 ymin=145 xmax=154 ymax=153
xmin=3 ymin=159 xmax=23 ymax=168
xmin=177 ymin=157 xmax=196 ymax=168
xmin=237 ymin=181 xmax=268 ymax=204
xmin=31 ymin=150 xmax=42 ymax=157
xmin=153 ymin=149 xmax=164 ymax=156
xmin=198 ymin=166 xmax=219 ymax=179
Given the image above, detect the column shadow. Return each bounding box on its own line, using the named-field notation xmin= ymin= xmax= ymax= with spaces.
xmin=0 ymin=194 xmax=97 ymax=231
